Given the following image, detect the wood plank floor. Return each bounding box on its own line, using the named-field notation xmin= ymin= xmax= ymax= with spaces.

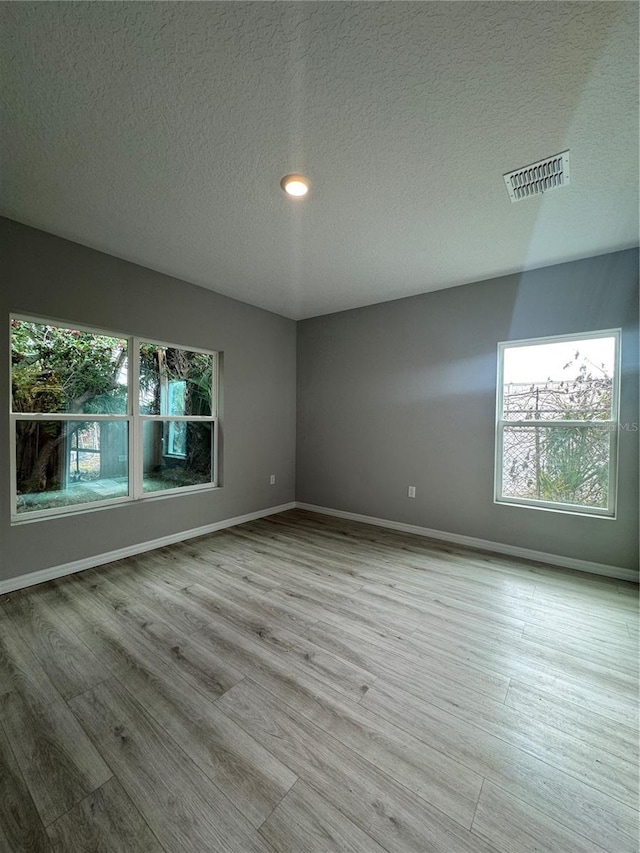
xmin=0 ymin=508 xmax=638 ymax=853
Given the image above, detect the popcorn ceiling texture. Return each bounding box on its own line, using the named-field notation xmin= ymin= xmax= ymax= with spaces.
xmin=1 ymin=2 xmax=638 ymax=318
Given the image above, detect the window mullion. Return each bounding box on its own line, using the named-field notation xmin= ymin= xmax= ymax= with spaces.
xmin=11 ymin=412 xmax=130 ymax=421
xmin=213 ymin=418 xmax=218 ymax=487
xmin=138 ymin=415 xmax=216 ymax=422
xmin=213 ymin=352 xmax=219 ymax=419
xmin=494 ymin=421 xmax=504 ymax=505
xmin=608 ymin=423 xmax=618 ymax=516
xmin=501 ymin=419 xmax=613 ymax=428
xmin=9 ymin=415 xmax=17 ymax=519
xmin=131 ymin=336 xmax=141 ymax=500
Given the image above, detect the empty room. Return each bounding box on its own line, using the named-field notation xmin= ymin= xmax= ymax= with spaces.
xmin=0 ymin=3 xmax=638 ymax=852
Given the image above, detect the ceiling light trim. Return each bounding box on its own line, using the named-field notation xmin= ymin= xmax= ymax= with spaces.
xmin=280 ymin=174 xmax=310 ymax=198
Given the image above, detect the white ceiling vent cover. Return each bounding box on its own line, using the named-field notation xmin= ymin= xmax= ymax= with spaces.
xmin=503 ymin=150 xmax=570 ymax=202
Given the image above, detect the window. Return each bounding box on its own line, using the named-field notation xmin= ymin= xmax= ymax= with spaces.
xmin=139 ymin=341 xmax=217 ymax=495
xmin=495 ymin=330 xmax=620 ymax=517
xmin=10 ymin=317 xmax=218 ymax=520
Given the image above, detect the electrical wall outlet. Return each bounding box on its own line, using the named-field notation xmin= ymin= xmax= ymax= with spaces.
xmin=408 ymin=485 xmax=416 ymax=498
xmin=270 ymin=474 xmax=276 ymax=485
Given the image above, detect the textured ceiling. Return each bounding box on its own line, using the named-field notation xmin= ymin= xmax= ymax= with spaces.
xmin=1 ymin=2 xmax=638 ymax=319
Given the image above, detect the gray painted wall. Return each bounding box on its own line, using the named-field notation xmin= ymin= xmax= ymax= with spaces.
xmin=1 ymin=217 xmax=297 ymax=583
xmin=2 ymin=219 xmax=638 ymax=583
xmin=297 ymin=250 xmax=639 ymax=573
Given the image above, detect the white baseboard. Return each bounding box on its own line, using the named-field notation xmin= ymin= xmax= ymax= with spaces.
xmin=295 ymin=502 xmax=639 ymax=583
xmin=2 ymin=498 xmax=636 ymax=593
xmin=0 ymin=502 xmax=296 ymax=596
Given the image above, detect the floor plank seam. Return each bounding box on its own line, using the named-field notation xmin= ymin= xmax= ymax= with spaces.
xmin=63 ymin=676 xmax=114 ymax=707
xmin=483 ymin=779 xmax=617 ymax=853
xmin=0 ymin=714 xmax=53 ymax=841
xmin=105 ymin=670 xmax=284 ymax=837
xmin=502 ymin=677 xmax=511 ymax=705
xmin=469 ymin=776 xmax=485 ymax=832
xmin=41 ymin=774 xmax=117 ymax=830
xmin=254 ymin=775 xmax=300 ymax=834
xmin=298 ymin=773 xmax=413 ymax=853
xmin=360 ymin=675 xmax=640 ymax=813
xmin=230 ymin=675 xmax=488 ymax=837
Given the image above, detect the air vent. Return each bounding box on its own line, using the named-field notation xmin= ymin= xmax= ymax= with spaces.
xmin=503 ymin=150 xmax=570 ymax=202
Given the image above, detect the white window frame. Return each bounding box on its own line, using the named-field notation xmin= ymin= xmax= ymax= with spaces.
xmin=494 ymin=329 xmax=621 ymax=518
xmin=10 ymin=314 xmax=219 ymax=523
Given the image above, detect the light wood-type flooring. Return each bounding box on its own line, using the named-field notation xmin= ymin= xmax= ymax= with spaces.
xmin=1 ymin=508 xmax=638 ymax=853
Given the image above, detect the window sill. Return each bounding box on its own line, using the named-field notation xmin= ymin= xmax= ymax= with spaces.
xmin=11 ymin=484 xmax=221 ymax=525
xmin=494 ymin=497 xmax=616 ymax=520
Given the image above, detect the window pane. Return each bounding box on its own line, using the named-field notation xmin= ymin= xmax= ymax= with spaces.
xmin=503 ymin=337 xmax=615 ymax=421
xmin=143 ymin=421 xmax=213 ymax=493
xmin=15 ymin=420 xmax=129 ymax=515
xmin=139 ymin=344 xmax=214 ymax=416
xmin=11 ymin=320 xmax=128 ymax=414
xmin=501 ymin=424 xmax=610 ymax=508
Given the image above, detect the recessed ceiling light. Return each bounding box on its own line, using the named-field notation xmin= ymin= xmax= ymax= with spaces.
xmin=280 ymin=174 xmax=310 ymax=198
